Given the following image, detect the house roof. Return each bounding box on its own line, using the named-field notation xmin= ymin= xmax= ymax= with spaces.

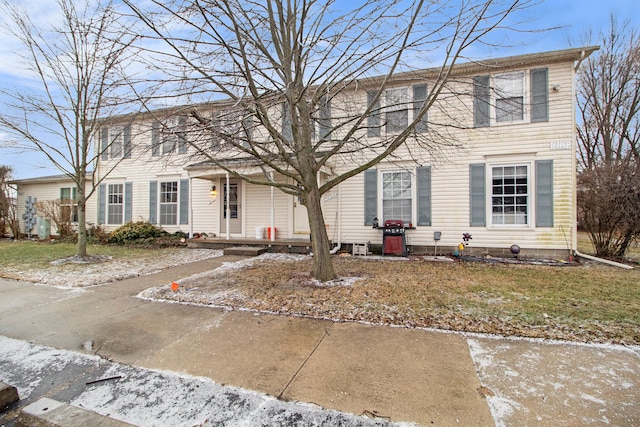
xmin=9 ymin=172 xmax=92 ymax=185
xmin=105 ymin=46 xmax=600 ymax=123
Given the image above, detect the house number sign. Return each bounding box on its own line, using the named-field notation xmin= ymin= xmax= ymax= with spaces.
xmin=550 ymin=141 xmax=571 ymax=150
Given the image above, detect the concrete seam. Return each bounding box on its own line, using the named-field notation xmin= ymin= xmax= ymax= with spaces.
xmin=277 ymin=321 xmax=334 ymax=399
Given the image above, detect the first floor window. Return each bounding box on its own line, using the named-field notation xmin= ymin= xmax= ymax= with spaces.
xmin=107 ymin=184 xmax=124 ymax=225
xmin=160 ymin=181 xmax=178 ymax=225
xmin=382 ymin=171 xmax=412 ymax=224
xmin=60 ymin=187 xmax=78 ymax=223
xmin=491 ymin=165 xmax=528 ymax=225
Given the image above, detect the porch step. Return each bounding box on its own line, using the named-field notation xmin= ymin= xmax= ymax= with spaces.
xmin=223 ymin=246 xmax=268 ymax=256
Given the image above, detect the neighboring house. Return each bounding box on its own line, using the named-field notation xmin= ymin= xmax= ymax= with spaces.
xmin=16 ymin=46 xmax=598 ymax=257
xmin=11 ymin=174 xmax=95 ymax=237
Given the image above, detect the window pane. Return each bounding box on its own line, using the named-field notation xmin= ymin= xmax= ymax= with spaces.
xmin=386 ymin=110 xmax=408 ymax=133
xmin=159 ymin=181 xmax=178 ymax=225
xmin=495 ymin=72 xmax=524 ymax=123
xmin=385 ymin=88 xmax=408 ymax=134
xmin=382 ymin=171 xmax=412 ymax=223
xmin=107 ymin=184 xmax=124 ymax=225
xmin=491 ymin=165 xmax=528 ymax=226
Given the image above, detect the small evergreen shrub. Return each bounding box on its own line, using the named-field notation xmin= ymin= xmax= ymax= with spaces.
xmin=109 ymin=221 xmax=164 ymax=244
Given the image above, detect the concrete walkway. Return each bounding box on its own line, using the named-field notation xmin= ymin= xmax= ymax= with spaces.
xmin=0 ymin=255 xmax=638 ymax=426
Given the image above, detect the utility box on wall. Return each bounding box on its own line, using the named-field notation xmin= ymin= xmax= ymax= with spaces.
xmin=36 ymin=217 xmax=51 ymax=240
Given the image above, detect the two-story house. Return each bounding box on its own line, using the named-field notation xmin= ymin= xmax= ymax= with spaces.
xmin=14 ymin=46 xmax=597 ymax=258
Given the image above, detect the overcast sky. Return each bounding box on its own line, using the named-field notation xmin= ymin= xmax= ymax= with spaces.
xmin=0 ymin=0 xmax=637 ymax=180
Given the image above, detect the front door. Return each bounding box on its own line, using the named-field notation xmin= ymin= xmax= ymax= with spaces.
xmin=220 ymin=181 xmax=241 ymax=234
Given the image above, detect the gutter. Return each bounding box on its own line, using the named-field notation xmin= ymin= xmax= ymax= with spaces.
xmin=573 ymin=250 xmax=634 ymax=270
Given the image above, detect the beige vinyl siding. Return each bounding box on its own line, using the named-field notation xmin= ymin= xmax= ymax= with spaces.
xmin=15 ymin=178 xmax=96 ymax=236
xmin=190 ymin=178 xmax=216 ymax=236
xmin=97 ymin=121 xmax=193 ymax=233
xmin=331 ymin=62 xmax=576 ymax=252
xmin=244 ymin=175 xmax=290 ymax=239
xmin=90 ymin=56 xmax=578 ymax=252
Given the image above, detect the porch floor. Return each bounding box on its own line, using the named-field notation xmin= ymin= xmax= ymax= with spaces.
xmin=187 ymin=237 xmax=314 ymax=254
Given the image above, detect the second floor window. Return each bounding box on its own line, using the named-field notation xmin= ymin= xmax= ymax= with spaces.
xmin=152 ymin=118 xmax=188 ymax=157
xmin=385 ymin=88 xmax=409 ymax=134
xmin=495 ymin=72 xmax=524 ymax=123
xmin=473 ymin=68 xmax=548 ymax=127
xmin=100 ymin=125 xmax=131 ymax=160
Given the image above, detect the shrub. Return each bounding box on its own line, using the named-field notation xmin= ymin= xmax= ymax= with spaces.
xmin=109 ymin=221 xmax=165 ymax=244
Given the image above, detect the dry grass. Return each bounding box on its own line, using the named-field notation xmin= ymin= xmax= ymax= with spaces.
xmin=168 ymin=256 xmax=640 ymax=345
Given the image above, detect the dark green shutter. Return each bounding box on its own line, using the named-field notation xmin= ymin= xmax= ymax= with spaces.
xmin=179 ymin=179 xmax=189 ymax=225
xmin=364 ymin=169 xmax=377 ymax=226
xmin=536 ymin=160 xmax=553 ymax=227
xmin=98 ymin=184 xmax=106 ymax=224
xmin=152 ymin=121 xmax=160 ymax=156
xmin=178 ymin=117 xmax=188 ymax=153
xmin=125 ymin=182 xmax=133 ymax=223
xmin=531 ymin=68 xmax=549 ymax=122
xmin=319 ymin=97 xmax=331 ymax=139
xmin=367 ymin=91 xmax=381 ymax=137
xmin=416 ymin=166 xmax=431 ymax=226
xmin=473 ymin=75 xmax=490 ymax=128
xmin=149 ymin=181 xmax=157 ymax=224
xmin=123 ymin=125 xmax=132 ymax=158
xmin=100 ymin=127 xmax=109 ymax=160
xmin=470 ymin=164 xmax=486 ymax=226
xmin=413 ymin=85 xmax=428 ymax=133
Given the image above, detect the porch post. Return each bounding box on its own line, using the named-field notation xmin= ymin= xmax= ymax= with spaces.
xmin=225 ymin=173 xmax=230 ymax=240
xmin=270 ymin=172 xmax=275 ymax=242
xmin=188 ymin=177 xmax=193 ymax=238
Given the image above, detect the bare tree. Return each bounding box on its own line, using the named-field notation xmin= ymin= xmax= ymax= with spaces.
xmin=0 ymin=165 xmax=17 ymax=238
xmin=35 ymin=199 xmax=75 ymax=239
xmin=126 ymin=0 xmax=537 ymax=280
xmin=0 ymin=0 xmax=144 ymax=257
xmin=577 ymin=17 xmax=640 ymax=259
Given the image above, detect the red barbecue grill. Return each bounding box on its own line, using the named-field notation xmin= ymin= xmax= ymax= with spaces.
xmin=382 ymin=219 xmax=408 ymax=256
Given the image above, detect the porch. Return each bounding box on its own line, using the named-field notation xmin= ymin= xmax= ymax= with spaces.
xmin=187 ymin=236 xmax=315 ymax=254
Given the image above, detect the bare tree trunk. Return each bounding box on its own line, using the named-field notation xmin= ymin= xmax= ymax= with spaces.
xmin=76 ymin=187 xmax=87 ymax=258
xmin=306 ymin=184 xmax=335 ymax=281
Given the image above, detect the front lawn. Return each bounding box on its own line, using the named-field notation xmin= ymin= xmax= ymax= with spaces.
xmin=0 ymin=240 xmax=172 ymax=270
xmin=156 ymin=255 xmax=640 ymax=345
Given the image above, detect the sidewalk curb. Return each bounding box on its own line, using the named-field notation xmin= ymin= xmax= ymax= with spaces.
xmin=16 ymin=397 xmax=135 ymax=427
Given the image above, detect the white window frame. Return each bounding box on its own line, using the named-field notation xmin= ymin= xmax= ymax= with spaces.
xmin=490 ymin=163 xmax=531 ymax=227
xmin=109 ymin=126 xmax=124 ymax=158
xmin=381 ymin=170 xmax=413 ymax=224
xmin=384 ymin=88 xmax=409 ymax=134
xmin=107 ymin=183 xmax=124 ymax=225
xmin=60 ymin=187 xmax=78 ymax=223
xmin=492 ymin=71 xmax=527 ymax=125
xmin=159 ymin=181 xmax=179 ymax=225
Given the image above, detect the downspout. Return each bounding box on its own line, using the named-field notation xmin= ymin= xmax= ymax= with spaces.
xmin=225 ymin=173 xmax=230 ymax=240
xmin=270 ymin=172 xmax=275 ymax=242
xmin=329 ymin=183 xmax=342 ymax=254
xmin=573 ymin=250 xmax=634 ymax=269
